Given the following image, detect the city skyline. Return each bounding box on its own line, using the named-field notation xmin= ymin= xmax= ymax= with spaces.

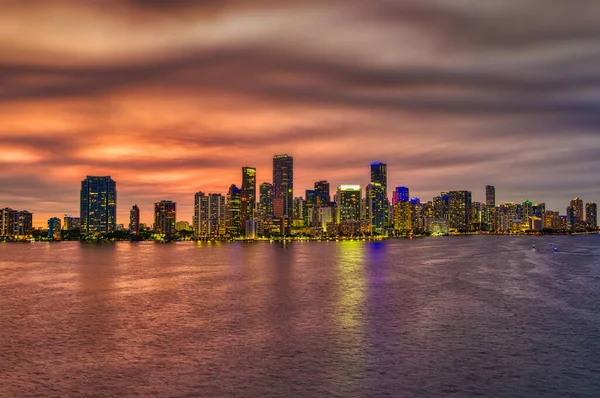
xmin=1 ymin=155 xmax=599 ymax=229
xmin=2 ymin=1 xmax=600 ymax=227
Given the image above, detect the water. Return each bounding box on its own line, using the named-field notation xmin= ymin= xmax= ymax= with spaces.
xmin=1 ymin=236 xmax=600 ymax=397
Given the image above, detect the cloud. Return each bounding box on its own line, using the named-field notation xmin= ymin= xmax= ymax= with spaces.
xmin=1 ymin=0 xmax=599 ymax=225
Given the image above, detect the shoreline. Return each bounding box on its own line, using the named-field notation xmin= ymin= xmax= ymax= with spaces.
xmin=1 ymin=231 xmax=598 ymax=243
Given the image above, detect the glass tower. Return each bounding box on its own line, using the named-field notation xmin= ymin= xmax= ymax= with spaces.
xmin=80 ymin=176 xmax=117 ymax=235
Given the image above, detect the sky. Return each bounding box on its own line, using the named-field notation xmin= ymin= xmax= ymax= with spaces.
xmin=1 ymin=0 xmax=600 ymax=226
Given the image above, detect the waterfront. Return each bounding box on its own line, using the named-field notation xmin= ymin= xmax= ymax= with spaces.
xmin=1 ymin=236 xmax=600 ymax=397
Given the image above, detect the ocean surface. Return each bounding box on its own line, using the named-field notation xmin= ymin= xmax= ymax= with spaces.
xmin=1 ymin=236 xmax=600 ymax=397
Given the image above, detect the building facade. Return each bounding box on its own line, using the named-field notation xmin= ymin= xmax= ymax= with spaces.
xmin=154 ymin=200 xmax=177 ymax=236
xmin=80 ymin=176 xmax=117 ymax=235
xmin=273 ymin=154 xmax=293 ymax=219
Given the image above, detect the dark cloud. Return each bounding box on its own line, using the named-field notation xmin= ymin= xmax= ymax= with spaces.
xmin=1 ymin=0 xmax=600 ymax=224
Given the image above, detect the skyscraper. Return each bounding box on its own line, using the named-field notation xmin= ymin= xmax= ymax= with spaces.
xmin=366 ymin=183 xmax=386 ymax=231
xmin=570 ymin=197 xmax=584 ymax=226
xmin=449 ymin=191 xmax=472 ymax=232
xmin=258 ymin=182 xmax=273 ymax=219
xmin=154 ymin=200 xmax=176 ymax=236
xmin=14 ymin=211 xmax=33 ymax=236
xmin=129 ymin=205 xmax=140 ymax=236
xmin=240 ymin=167 xmax=256 ymax=235
xmin=0 ymin=208 xmax=15 ymax=236
xmin=63 ymin=215 xmax=80 ymax=230
xmin=486 ymin=185 xmax=496 ymax=207
xmin=370 ymin=162 xmax=387 ymax=195
xmin=273 ymin=154 xmax=293 ymax=219
xmin=314 ymin=180 xmax=330 ymax=206
xmin=194 ymin=192 xmax=225 ymax=237
xmin=336 ymin=185 xmax=362 ymax=223
xmin=226 ymin=184 xmax=241 ymax=236
xmin=586 ymin=202 xmax=597 ymax=228
xmin=392 ymin=187 xmax=410 ymax=205
xmin=48 ymin=217 xmax=61 ymax=240
xmin=80 ymin=176 xmax=116 ymax=235
xmin=522 ymin=200 xmax=533 ymax=223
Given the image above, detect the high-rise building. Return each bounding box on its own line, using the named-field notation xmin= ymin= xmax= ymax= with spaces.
xmin=80 ymin=176 xmax=116 ymax=235
xmin=13 ymin=211 xmax=33 ymax=236
xmin=293 ymin=197 xmax=305 ymax=223
xmin=1 ymin=208 xmax=16 ymax=236
xmin=486 ymin=185 xmax=496 ymax=207
xmin=433 ymin=193 xmax=450 ymax=220
xmin=570 ymin=197 xmax=584 ymax=227
xmin=273 ymin=154 xmax=293 ymax=218
xmin=240 ymin=167 xmax=256 ymax=235
xmin=154 ymin=200 xmax=176 ymax=236
xmin=194 ymin=192 xmax=225 ymax=237
xmin=586 ymin=202 xmax=597 ymax=228
xmin=226 ymin=185 xmax=242 ymax=236
xmin=366 ymin=182 xmax=386 ymax=231
xmin=533 ymin=203 xmax=546 ymax=218
xmin=394 ymin=201 xmax=413 ymax=233
xmin=258 ymin=182 xmax=273 ymax=219
xmin=336 ymin=185 xmax=362 ymax=223
xmin=522 ymin=200 xmax=533 ymax=224
xmin=63 ymin=215 xmax=80 ymax=230
xmin=392 ymin=187 xmax=409 ymax=205
xmin=449 ymin=191 xmax=472 ymax=232
xmin=370 ymin=162 xmax=387 ymax=195
xmin=305 ymin=190 xmax=317 ymax=226
xmin=48 ymin=217 xmax=61 ymax=240
xmin=314 ymin=181 xmax=330 ymax=206
xmin=129 ymin=205 xmax=140 ymax=236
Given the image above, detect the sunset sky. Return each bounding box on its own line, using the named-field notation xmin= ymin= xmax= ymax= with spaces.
xmin=2 ymin=0 xmax=600 ymax=226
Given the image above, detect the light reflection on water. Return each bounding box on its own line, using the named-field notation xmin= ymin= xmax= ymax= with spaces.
xmin=1 ymin=236 xmax=600 ymax=397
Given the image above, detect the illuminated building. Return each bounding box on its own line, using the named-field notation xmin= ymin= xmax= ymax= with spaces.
xmin=154 ymin=200 xmax=176 ymax=236
xmin=392 ymin=187 xmax=409 ymax=205
xmin=486 ymin=185 xmax=496 ymax=207
xmin=433 ymin=193 xmax=450 ymax=220
xmin=336 ymin=185 xmax=362 ymax=223
xmin=293 ymin=196 xmax=305 ymax=226
xmin=80 ymin=176 xmax=116 ymax=235
xmin=522 ymin=200 xmax=533 ymax=225
xmin=1 ymin=208 xmax=15 ymax=236
xmin=273 ymin=154 xmax=293 ymax=219
xmin=471 ymin=201 xmax=484 ymax=231
xmin=424 ymin=218 xmax=449 ymax=235
xmin=394 ymin=201 xmax=413 ymax=233
xmin=533 ymin=203 xmax=546 ymax=218
xmin=570 ymin=197 xmax=584 ymax=229
xmin=129 ymin=205 xmax=140 ymax=236
xmin=226 ymin=185 xmax=241 ymax=236
xmin=240 ymin=167 xmax=256 ymax=235
xmin=370 ymin=162 xmax=387 ymax=194
xmin=544 ymin=211 xmax=560 ymax=230
xmin=195 ymin=192 xmax=225 ymax=237
xmin=529 ymin=216 xmax=543 ymax=231
xmin=305 ymin=190 xmax=317 ymax=226
xmin=586 ymin=202 xmax=597 ymax=228
xmin=14 ymin=211 xmax=33 ymax=236
xmin=318 ymin=206 xmax=334 ymax=232
xmin=48 ymin=217 xmax=61 ymax=240
xmin=366 ymin=182 xmax=386 ymax=231
xmin=258 ymin=182 xmax=273 ymax=219
xmin=423 ymin=201 xmax=435 ymax=219
xmin=176 ymin=221 xmax=192 ymax=231
xmin=63 ymin=215 xmax=80 ymax=230
xmin=449 ymin=191 xmax=472 ymax=232
xmin=412 ymin=202 xmax=424 ymax=233
xmin=314 ymin=181 xmax=330 ymax=206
